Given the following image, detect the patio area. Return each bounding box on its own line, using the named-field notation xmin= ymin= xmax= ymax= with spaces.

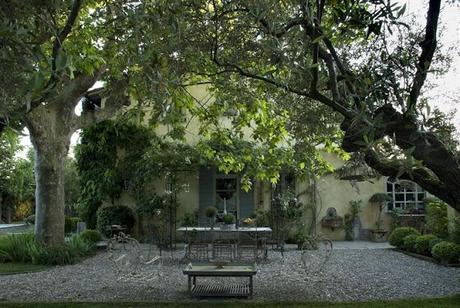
xmin=0 ymin=243 xmax=458 ymax=303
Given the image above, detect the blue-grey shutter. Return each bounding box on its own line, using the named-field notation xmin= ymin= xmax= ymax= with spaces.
xmin=198 ymin=166 xmax=214 ymax=225
xmin=239 ymin=185 xmax=254 ymax=219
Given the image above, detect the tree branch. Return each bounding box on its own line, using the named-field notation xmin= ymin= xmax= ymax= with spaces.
xmin=406 ymin=0 xmax=441 ymax=114
xmin=51 ymin=0 xmax=83 ymax=74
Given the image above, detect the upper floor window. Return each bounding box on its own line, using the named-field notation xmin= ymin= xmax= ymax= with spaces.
xmin=386 ymin=179 xmax=426 ymax=213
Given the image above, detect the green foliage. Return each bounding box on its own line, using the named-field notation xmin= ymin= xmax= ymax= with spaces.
xmin=136 ymin=193 xmax=169 ymax=219
xmin=223 ymin=213 xmax=235 ymax=224
xmin=425 ymin=199 xmax=449 ymax=239
xmin=429 ymin=238 xmax=443 ymax=251
xmin=402 ymin=234 xmax=418 ymax=252
xmin=205 ymin=206 xmax=218 ymax=218
xmin=253 ymin=209 xmax=270 ymax=227
xmin=78 ymin=230 xmax=102 ymax=244
xmin=389 ymin=208 xmax=404 ymax=231
xmin=181 ymin=212 xmax=198 ymax=227
xmin=431 ymin=241 xmax=460 ymax=264
xmin=41 ymin=237 xmax=95 ymax=265
xmin=0 ymin=233 xmax=36 ymax=263
xmin=64 ymin=158 xmax=80 ymax=214
xmin=0 ymin=130 xmax=35 ymax=221
xmin=64 ymin=217 xmax=79 ymax=234
xmin=76 ymin=119 xmax=152 ymax=228
xmin=414 ymin=235 xmax=438 ymax=256
xmin=369 ymin=193 xmax=391 ymax=230
xmin=0 ymin=233 xmax=95 ymax=265
xmin=451 ymin=217 xmax=460 ymax=245
xmin=96 ymin=205 xmax=136 ymax=236
xmin=388 ymin=227 xmax=420 ymax=248
xmin=197 ymin=129 xmax=297 ymax=190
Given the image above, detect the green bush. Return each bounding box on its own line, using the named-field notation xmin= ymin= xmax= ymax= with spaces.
xmin=181 ymin=212 xmax=198 ymax=227
xmin=388 ymin=227 xmax=420 ymax=248
xmin=223 ymin=213 xmax=235 ymax=224
xmin=67 ymin=236 xmax=96 ymax=259
xmin=451 ymin=217 xmax=460 ymax=245
xmin=96 ymin=205 xmax=136 ymax=236
xmin=0 ymin=233 xmax=96 ymax=266
xmin=429 ymin=238 xmax=443 ymax=251
xmin=414 ymin=234 xmax=438 ymax=256
xmin=0 ymin=233 xmax=37 ymax=263
xmin=30 ymin=236 xmax=95 ymax=266
xmin=65 ymin=216 xmax=79 ymax=234
xmin=205 ymin=206 xmax=218 ymax=218
xmin=78 ymin=229 xmax=102 ymax=243
xmin=431 ymin=241 xmax=460 ymax=264
xmin=425 ymin=199 xmax=449 ymax=239
xmin=402 ymin=234 xmax=419 ymax=252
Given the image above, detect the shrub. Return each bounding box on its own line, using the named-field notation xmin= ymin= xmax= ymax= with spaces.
xmin=205 ymin=206 xmax=218 ymax=218
xmin=0 ymin=233 xmax=37 ymax=263
xmin=223 ymin=213 xmax=235 ymax=224
xmin=414 ymin=234 xmax=438 ymax=256
xmin=65 ymin=216 xmax=79 ymax=234
xmin=67 ymin=236 xmax=96 ymax=259
xmin=78 ymin=229 xmax=102 ymax=243
xmin=431 ymin=241 xmax=460 ymax=264
xmin=181 ymin=212 xmax=198 ymax=227
xmin=402 ymin=234 xmax=419 ymax=252
xmin=96 ymin=205 xmax=136 ymax=236
xmin=425 ymin=199 xmax=449 ymax=239
xmin=429 ymin=238 xmax=443 ymax=251
xmin=30 ymin=236 xmax=95 ymax=266
xmin=388 ymin=227 xmax=420 ymax=248
xmin=451 ymin=216 xmax=460 ymax=245
xmin=0 ymin=233 xmax=96 ymax=266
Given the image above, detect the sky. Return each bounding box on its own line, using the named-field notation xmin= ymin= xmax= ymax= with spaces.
xmin=402 ymin=0 xmax=460 ymax=125
xmin=18 ymin=0 xmax=460 ymax=158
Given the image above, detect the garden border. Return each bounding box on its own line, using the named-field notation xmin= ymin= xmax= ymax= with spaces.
xmin=394 ymin=248 xmax=460 ymax=267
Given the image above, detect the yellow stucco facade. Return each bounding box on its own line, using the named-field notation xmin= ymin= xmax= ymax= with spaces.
xmin=107 ymin=83 xmax=443 ymax=241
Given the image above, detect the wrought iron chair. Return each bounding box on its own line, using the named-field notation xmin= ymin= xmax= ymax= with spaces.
xmin=211 ymin=241 xmax=234 ymax=261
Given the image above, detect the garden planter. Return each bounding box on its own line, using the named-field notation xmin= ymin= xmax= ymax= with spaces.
xmin=370 ymin=229 xmax=388 ymax=242
xmin=221 ymin=223 xmax=235 ymax=230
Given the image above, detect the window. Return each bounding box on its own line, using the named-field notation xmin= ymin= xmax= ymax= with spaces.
xmin=386 ymin=179 xmax=426 ymax=213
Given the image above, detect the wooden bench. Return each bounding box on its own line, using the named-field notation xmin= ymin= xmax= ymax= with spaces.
xmin=183 ymin=262 xmax=257 ymax=298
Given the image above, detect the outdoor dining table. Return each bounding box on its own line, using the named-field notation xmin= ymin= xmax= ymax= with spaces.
xmin=177 ymin=226 xmax=272 ymax=260
xmin=176 ymin=226 xmax=272 ymax=243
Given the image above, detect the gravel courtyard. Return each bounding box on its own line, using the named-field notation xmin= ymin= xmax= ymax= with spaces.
xmin=0 ymin=245 xmax=459 ymax=303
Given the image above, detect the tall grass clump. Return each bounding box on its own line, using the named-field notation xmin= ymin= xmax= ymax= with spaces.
xmin=0 ymin=233 xmax=96 ymax=266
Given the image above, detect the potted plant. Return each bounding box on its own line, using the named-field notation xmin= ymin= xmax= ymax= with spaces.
xmin=205 ymin=206 xmax=218 ymax=229
xmin=369 ymin=193 xmax=392 ymax=242
xmin=222 ymin=213 xmax=235 ymax=229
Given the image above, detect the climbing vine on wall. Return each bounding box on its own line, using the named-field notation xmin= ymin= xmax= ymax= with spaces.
xmin=75 ymin=119 xmax=153 ymax=228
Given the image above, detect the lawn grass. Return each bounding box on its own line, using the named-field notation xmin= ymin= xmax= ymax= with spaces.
xmin=0 ymin=262 xmax=49 ymax=275
xmin=1 ymin=295 xmax=459 ymax=308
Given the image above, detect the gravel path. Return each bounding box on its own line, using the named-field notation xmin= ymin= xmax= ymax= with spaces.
xmin=0 ymin=245 xmax=459 ymax=303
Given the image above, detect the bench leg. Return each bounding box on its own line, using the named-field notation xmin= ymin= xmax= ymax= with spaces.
xmin=188 ymin=275 xmax=191 ymax=292
xmin=249 ymin=276 xmax=253 ymax=299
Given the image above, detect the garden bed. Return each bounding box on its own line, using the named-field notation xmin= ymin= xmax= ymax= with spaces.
xmin=394 ymin=249 xmax=460 ymax=268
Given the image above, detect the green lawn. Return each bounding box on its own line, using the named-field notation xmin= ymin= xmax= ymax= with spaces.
xmin=0 ymin=262 xmax=49 ymax=275
xmin=1 ymin=295 xmax=459 ymax=308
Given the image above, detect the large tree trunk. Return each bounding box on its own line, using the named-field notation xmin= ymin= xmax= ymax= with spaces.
xmin=0 ymin=194 xmax=3 ymax=223
xmin=25 ymin=104 xmax=72 ymax=246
